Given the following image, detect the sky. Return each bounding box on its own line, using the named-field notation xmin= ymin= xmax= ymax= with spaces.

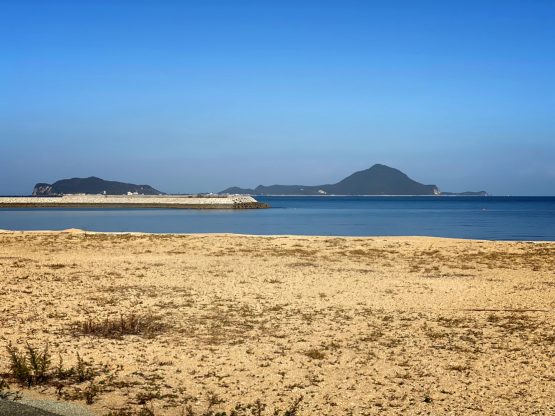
xmin=1 ymin=0 xmax=554 ymax=195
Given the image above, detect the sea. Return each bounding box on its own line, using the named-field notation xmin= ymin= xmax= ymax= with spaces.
xmin=0 ymin=196 xmax=554 ymax=241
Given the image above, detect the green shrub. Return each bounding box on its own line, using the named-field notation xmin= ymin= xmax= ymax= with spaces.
xmin=6 ymin=343 xmax=51 ymax=386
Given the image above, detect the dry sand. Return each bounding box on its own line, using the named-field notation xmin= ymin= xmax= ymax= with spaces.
xmin=0 ymin=231 xmax=554 ymax=415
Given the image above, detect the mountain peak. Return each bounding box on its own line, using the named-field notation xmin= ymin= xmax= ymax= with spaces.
xmin=220 ymin=164 xmax=442 ymax=195
xmin=330 ymin=164 xmax=437 ymax=195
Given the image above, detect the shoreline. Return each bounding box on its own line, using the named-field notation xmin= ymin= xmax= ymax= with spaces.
xmin=0 ymin=229 xmax=552 ymax=243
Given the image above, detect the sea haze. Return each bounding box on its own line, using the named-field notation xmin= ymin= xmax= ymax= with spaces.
xmin=0 ymin=196 xmax=554 ymax=241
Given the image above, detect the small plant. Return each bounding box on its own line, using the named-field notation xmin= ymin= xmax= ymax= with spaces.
xmin=281 ymin=395 xmax=303 ymax=416
xmin=6 ymin=342 xmax=100 ymax=405
xmin=83 ymin=381 xmax=99 ymax=405
xmin=6 ymin=343 xmax=51 ymax=386
xmin=446 ymin=363 xmax=470 ymax=372
xmin=54 ymin=352 xmax=95 ymax=383
xmin=75 ymin=352 xmax=95 ymax=382
xmin=56 ymin=354 xmax=75 ymax=380
xmin=303 ymin=348 xmax=326 ymax=360
xmin=27 ymin=343 xmax=51 ymax=384
xmin=250 ymin=400 xmax=266 ymax=416
xmin=206 ymin=390 xmax=224 ymax=409
xmin=6 ymin=344 xmax=30 ymax=386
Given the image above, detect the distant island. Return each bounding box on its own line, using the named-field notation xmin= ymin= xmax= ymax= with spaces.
xmin=33 ymin=177 xmax=163 ymax=196
xmin=31 ymin=166 xmax=487 ymax=197
xmin=220 ymin=164 xmax=487 ymax=196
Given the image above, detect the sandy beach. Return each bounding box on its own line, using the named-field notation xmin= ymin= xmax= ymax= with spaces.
xmin=0 ymin=231 xmax=554 ymax=415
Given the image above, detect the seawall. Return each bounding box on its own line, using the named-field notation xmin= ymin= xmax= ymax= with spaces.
xmin=0 ymin=195 xmax=269 ymax=209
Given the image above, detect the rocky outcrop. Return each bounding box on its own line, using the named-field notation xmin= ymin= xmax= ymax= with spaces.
xmin=32 ymin=183 xmax=55 ymax=196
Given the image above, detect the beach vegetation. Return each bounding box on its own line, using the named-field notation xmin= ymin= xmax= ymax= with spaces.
xmin=74 ymin=313 xmax=166 ymax=339
xmin=104 ymin=406 xmax=157 ymax=416
xmin=303 ymin=348 xmax=326 ymax=360
xmin=4 ymin=343 xmax=101 ymax=403
xmin=135 ymin=386 xmax=163 ymax=405
xmin=104 ymin=396 xmax=303 ymax=416
xmin=6 ymin=342 xmax=51 ymax=386
xmin=83 ymin=381 xmax=100 ymax=404
xmin=183 ymin=395 xmax=303 ymax=416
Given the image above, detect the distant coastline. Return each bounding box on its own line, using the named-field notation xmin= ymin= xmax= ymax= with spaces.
xmin=236 ymin=194 xmax=491 ymax=197
xmin=220 ymin=164 xmax=487 ymax=196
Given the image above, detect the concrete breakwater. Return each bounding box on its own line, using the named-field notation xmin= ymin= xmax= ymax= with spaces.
xmin=0 ymin=195 xmax=269 ymax=209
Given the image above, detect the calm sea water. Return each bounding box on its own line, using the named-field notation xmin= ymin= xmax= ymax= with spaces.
xmin=0 ymin=196 xmax=554 ymax=241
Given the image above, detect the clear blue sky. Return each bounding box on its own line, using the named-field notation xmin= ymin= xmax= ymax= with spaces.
xmin=1 ymin=0 xmax=554 ymax=195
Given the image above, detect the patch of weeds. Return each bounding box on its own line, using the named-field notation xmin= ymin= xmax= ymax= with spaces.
xmin=303 ymin=348 xmax=326 ymax=360
xmin=105 ymin=406 xmax=155 ymax=416
xmin=6 ymin=343 xmax=51 ymax=386
xmin=278 ymin=396 xmax=303 ymax=416
xmin=536 ymin=331 xmax=555 ymax=345
xmin=135 ymin=386 xmax=162 ymax=405
xmin=424 ymin=328 xmax=449 ymax=341
xmin=446 ymin=363 xmax=470 ymax=372
xmin=206 ymin=390 xmax=224 ymax=409
xmin=74 ymin=313 xmax=166 ymax=338
xmin=47 ymin=263 xmax=67 ymax=269
xmin=487 ymin=314 xmax=501 ymax=323
xmin=54 ymin=352 xmax=95 ymax=383
xmin=75 ymin=353 xmax=96 ymax=382
xmin=55 ymin=355 xmax=76 ymax=381
xmin=359 ymin=328 xmax=384 ymax=343
xmin=5 ymin=342 xmax=101 ymax=405
xmin=437 ymin=317 xmax=468 ymax=328
xmin=64 ymin=381 xmax=100 ymax=404
xmin=487 ymin=313 xmax=538 ymax=336
xmin=183 ymin=395 xmax=303 ymax=416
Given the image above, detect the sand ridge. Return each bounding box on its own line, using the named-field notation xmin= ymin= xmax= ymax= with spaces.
xmin=0 ymin=231 xmax=554 ymax=415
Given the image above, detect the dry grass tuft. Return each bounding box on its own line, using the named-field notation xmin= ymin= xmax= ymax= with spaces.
xmin=303 ymin=349 xmax=326 ymax=360
xmin=74 ymin=313 xmax=166 ymax=339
